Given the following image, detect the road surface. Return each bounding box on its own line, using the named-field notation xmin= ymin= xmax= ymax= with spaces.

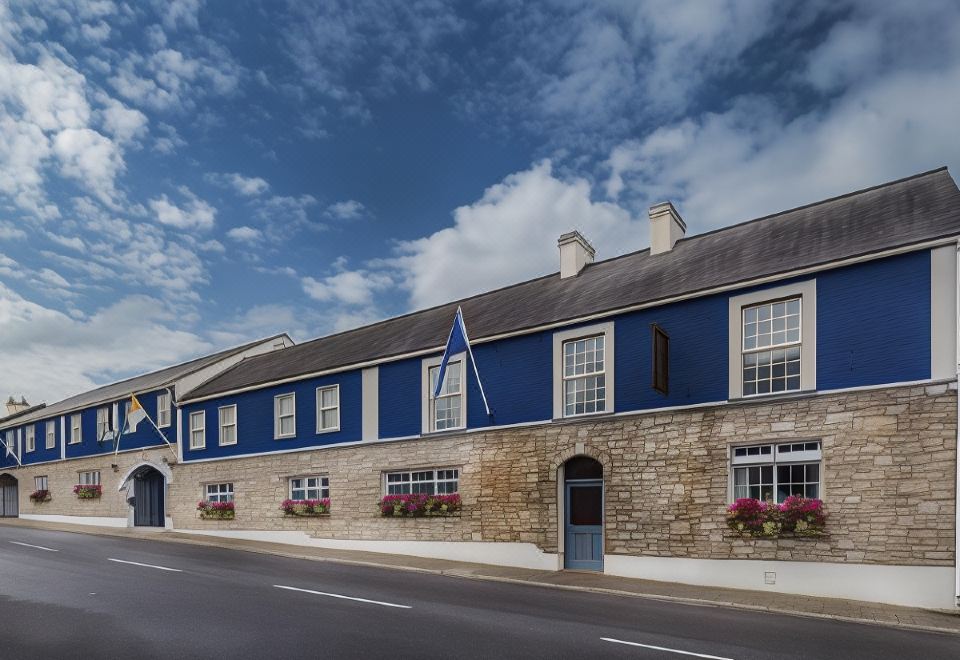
xmin=0 ymin=525 xmax=955 ymax=659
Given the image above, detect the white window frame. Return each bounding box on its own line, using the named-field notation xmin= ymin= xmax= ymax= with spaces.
xmin=45 ymin=421 xmax=56 ymax=450
xmin=218 ymin=405 xmax=238 ymax=446
xmin=384 ymin=468 xmax=459 ymax=496
xmin=69 ymin=414 xmax=81 ymax=444
xmin=34 ymin=475 xmax=48 ymax=491
xmin=78 ymin=470 xmax=100 ymax=486
xmin=274 ymin=393 xmax=296 ymax=439
xmin=24 ymin=426 xmax=35 ymax=453
xmin=728 ymin=280 xmax=816 ymax=399
xmin=729 ymin=440 xmax=823 ymax=503
xmin=205 ymin=482 xmax=233 ymax=503
xmin=96 ymin=406 xmax=111 ymax=441
xmin=189 ymin=411 xmax=206 ymax=450
xmin=421 ymin=354 xmax=467 ymax=434
xmin=316 ymin=385 xmax=340 ymax=434
xmin=552 ymin=322 xmax=615 ymax=419
xmin=157 ymin=391 xmax=171 ymax=428
xmin=288 ymin=475 xmax=329 ymax=500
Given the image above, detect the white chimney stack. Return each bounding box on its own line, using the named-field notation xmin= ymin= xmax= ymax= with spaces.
xmin=5 ymin=396 xmax=29 ymax=417
xmin=558 ymin=231 xmax=596 ymax=279
xmin=649 ymin=201 xmax=686 ymax=255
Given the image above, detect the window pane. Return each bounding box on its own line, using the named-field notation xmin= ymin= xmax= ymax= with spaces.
xmin=321 ymin=409 xmax=338 ymax=429
xmin=280 ymin=416 xmax=295 ymax=435
xmin=321 ymin=388 xmax=337 ymax=408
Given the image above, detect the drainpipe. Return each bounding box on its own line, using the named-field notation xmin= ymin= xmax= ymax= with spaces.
xmin=955 ymin=241 xmax=960 ymax=608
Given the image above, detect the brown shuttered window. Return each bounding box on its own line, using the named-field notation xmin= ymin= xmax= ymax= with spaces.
xmin=652 ymin=324 xmax=669 ymax=395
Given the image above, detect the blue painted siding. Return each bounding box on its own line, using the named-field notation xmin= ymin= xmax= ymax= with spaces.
xmin=379 ymin=360 xmax=422 ymax=439
xmin=168 ymin=248 xmax=936 ymax=463
xmin=182 ymin=370 xmax=362 ymax=460
xmin=64 ymin=388 xmax=174 ymax=460
xmin=615 ymin=294 xmax=730 ymax=411
xmin=817 ymin=249 xmax=931 ymax=389
xmin=20 ymin=418 xmax=59 ymax=465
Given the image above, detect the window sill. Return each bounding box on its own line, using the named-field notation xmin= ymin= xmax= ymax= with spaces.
xmin=315 ymin=427 xmax=340 ymax=435
xmin=727 ymin=388 xmax=816 ymax=405
xmin=274 ymin=434 xmax=297 ymax=441
xmin=553 ymin=410 xmax=614 ymax=423
xmin=421 ymin=426 xmax=467 ymax=437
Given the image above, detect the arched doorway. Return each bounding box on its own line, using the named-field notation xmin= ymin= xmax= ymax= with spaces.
xmin=0 ymin=473 xmax=17 ymax=517
xmin=563 ymin=456 xmax=603 ymax=570
xmin=130 ymin=465 xmax=165 ymax=527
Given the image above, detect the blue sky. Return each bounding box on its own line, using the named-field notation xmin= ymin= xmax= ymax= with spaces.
xmin=2 ymin=0 xmax=960 ymax=403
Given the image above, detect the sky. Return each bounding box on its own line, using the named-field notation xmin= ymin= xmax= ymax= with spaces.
xmin=1 ymin=0 xmax=960 ymax=404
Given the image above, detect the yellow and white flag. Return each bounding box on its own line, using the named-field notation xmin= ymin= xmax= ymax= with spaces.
xmin=125 ymin=394 xmax=148 ymax=434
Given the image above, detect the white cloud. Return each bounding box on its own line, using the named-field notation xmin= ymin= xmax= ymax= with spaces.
xmin=0 ymin=222 xmax=26 ymax=240
xmin=45 ymin=232 xmax=85 ymax=251
xmin=149 ymin=187 xmax=217 ymax=230
xmin=302 ymin=269 xmax=393 ymax=307
xmin=324 ymin=199 xmax=365 ymax=220
xmin=207 ymin=172 xmax=270 ymax=196
xmin=52 ymin=127 xmax=125 ymax=205
xmin=0 ymin=283 xmax=210 ymax=402
xmin=226 ymin=226 xmax=262 ymax=244
xmin=392 ymin=160 xmax=638 ymax=310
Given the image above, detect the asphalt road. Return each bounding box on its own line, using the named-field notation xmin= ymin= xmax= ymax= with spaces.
xmin=0 ymin=526 xmax=956 ymax=660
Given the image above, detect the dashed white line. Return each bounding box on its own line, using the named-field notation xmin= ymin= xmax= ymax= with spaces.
xmin=274 ymin=584 xmax=411 ymax=609
xmin=601 ymin=637 xmax=735 ymax=659
xmin=107 ymin=558 xmax=182 ymax=572
xmin=9 ymin=541 xmax=59 ymax=552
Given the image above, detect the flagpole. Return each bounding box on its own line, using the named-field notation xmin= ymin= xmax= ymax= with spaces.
xmin=458 ymin=307 xmax=491 ymax=416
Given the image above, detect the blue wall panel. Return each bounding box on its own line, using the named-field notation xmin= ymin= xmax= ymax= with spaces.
xmin=379 ymin=360 xmax=421 ymax=439
xmin=63 ymin=388 xmax=174 ymax=460
xmin=817 ymin=250 xmax=931 ymax=389
xmin=182 ymin=370 xmax=362 ymax=460
xmin=20 ymin=418 xmax=60 ymax=465
xmin=468 ymin=332 xmax=553 ymax=428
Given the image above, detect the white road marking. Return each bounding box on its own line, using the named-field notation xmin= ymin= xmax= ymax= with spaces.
xmin=274 ymin=584 xmax=411 ymax=609
xmin=601 ymin=637 xmax=735 ymax=660
xmin=9 ymin=541 xmax=59 ymax=552
xmin=107 ymin=558 xmax=182 ymax=572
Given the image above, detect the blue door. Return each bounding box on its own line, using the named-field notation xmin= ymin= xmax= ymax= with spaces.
xmin=564 ymin=480 xmax=603 ymax=570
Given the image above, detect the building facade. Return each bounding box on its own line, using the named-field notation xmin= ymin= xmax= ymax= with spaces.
xmin=3 ymin=168 xmax=959 ymax=610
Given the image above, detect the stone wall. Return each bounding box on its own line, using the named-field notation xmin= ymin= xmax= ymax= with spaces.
xmin=8 ymin=447 xmax=174 ymax=520
xmin=172 ymin=383 xmax=955 ymax=566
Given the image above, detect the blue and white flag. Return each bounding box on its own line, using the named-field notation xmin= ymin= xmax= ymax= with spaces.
xmin=434 ymin=306 xmax=491 ymax=415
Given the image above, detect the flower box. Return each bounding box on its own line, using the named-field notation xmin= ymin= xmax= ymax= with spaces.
xmin=379 ymin=493 xmax=460 ymax=518
xmin=281 ymin=498 xmax=330 ymax=516
xmin=197 ymin=500 xmax=235 ymax=520
xmin=74 ymin=484 xmax=102 ymax=499
xmin=727 ymin=496 xmax=826 ymax=538
xmin=29 ymin=489 xmax=50 ymax=503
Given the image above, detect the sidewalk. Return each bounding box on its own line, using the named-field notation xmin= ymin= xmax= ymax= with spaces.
xmin=2 ymin=517 xmax=958 ymax=635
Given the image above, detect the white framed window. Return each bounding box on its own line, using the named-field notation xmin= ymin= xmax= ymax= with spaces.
xmin=78 ymin=470 xmax=100 ymax=486
xmin=70 ymin=414 xmax=81 ymax=444
xmin=205 ymin=483 xmax=233 ymax=503
xmin=96 ymin=406 xmax=112 ymax=441
xmin=316 ymin=385 xmax=340 ymax=433
xmin=34 ymin=476 xmax=48 ymax=491
xmin=25 ymin=426 xmax=35 ymax=453
xmin=274 ymin=393 xmax=296 ymax=439
xmin=385 ymin=468 xmax=459 ymax=495
xmin=421 ymin=354 xmax=467 ymax=434
xmin=189 ymin=411 xmax=205 ymax=450
xmin=289 ymin=475 xmax=329 ymax=500
xmin=731 ymin=440 xmax=822 ymax=503
xmin=157 ymin=392 xmax=171 ymax=428
xmin=552 ymin=322 xmax=615 ymax=419
xmin=728 ymin=281 xmax=816 ymax=399
xmin=430 ymin=361 xmax=463 ymax=431
xmin=218 ymin=405 xmax=237 ymax=446
xmin=45 ymin=421 xmax=56 ymax=449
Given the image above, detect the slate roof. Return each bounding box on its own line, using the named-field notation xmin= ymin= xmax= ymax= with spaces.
xmin=184 ymin=167 xmax=960 ymax=401
xmin=0 ymin=334 xmax=289 ymax=429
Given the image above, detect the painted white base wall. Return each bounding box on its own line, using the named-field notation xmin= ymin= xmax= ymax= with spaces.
xmin=19 ymin=514 xmax=128 ymax=528
xmin=604 ymin=554 xmax=956 ymax=610
xmin=176 ymin=528 xmax=560 ymax=571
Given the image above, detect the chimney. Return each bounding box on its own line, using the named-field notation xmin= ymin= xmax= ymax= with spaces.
xmin=558 ymin=231 xmax=596 ymax=279
xmin=5 ymin=396 xmax=29 ymax=417
xmin=649 ymin=201 xmax=686 ymax=255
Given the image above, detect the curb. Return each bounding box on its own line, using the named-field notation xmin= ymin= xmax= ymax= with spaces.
xmin=2 ymin=519 xmax=958 ymax=636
